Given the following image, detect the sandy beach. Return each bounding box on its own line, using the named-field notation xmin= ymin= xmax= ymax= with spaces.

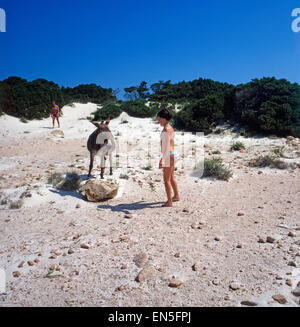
xmin=0 ymin=103 xmax=299 ymax=307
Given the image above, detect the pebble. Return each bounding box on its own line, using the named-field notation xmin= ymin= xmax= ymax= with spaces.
xmin=266 ymin=236 xmax=275 ymax=243
xmin=182 ymin=208 xmax=189 ymax=213
xmin=34 ymin=258 xmax=40 ymax=264
xmin=135 ymin=266 xmax=155 ymax=283
xmin=241 ymin=300 xmax=258 ymax=306
xmin=27 ymin=261 xmax=34 ymax=266
xmin=133 ymin=253 xmax=148 ymax=267
xmin=258 ymin=237 xmax=266 ymax=243
xmin=75 ymin=204 xmax=81 ymax=208
xmin=292 ymin=286 xmax=300 ymax=297
xmin=288 ymin=261 xmax=297 ymax=267
xmin=214 ymin=236 xmax=221 ymax=241
xmin=121 ymin=264 xmax=128 ymax=270
xmin=272 ymin=294 xmax=287 ymax=304
xmin=286 ymin=279 xmax=292 ymax=287
xmin=237 ymin=212 xmax=244 ymax=216
xmin=18 ymin=261 xmax=25 ymax=268
xmin=168 ymin=279 xmax=183 ymax=288
xmin=192 ymin=263 xmax=199 ymax=271
xmin=174 ymin=252 xmax=180 ymax=258
xmin=288 ymin=231 xmax=296 ymax=237
xmin=68 ymin=248 xmax=74 ymax=254
xmin=80 ymin=243 xmax=90 ymax=249
xmin=124 ymin=214 xmax=133 ymax=219
xmin=229 ymin=282 xmax=240 ymax=290
xmin=12 ymin=271 xmax=21 ymax=277
xmin=237 ymin=243 xmax=243 ymax=249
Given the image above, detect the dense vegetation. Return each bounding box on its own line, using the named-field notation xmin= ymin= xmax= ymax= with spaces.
xmin=0 ymin=77 xmax=115 ymax=120
xmin=1 ymin=75 xmax=299 ymax=137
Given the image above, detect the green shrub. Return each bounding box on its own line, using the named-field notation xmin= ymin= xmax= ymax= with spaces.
xmin=93 ymin=102 xmax=122 ymax=121
xmin=58 ymin=172 xmax=82 ymax=191
xmin=121 ymin=99 xmax=157 ymax=118
xmin=249 ymin=155 xmax=289 ymax=169
xmin=142 ymin=165 xmax=152 ymax=171
xmin=47 ymin=172 xmax=64 ymax=187
xmin=9 ymin=199 xmax=24 ymax=209
xmin=212 ymin=150 xmax=221 ymax=154
xmin=20 ymin=117 xmax=28 ymax=123
xmin=202 ymin=157 xmax=233 ymax=181
xmin=230 ymin=142 xmax=245 ymax=151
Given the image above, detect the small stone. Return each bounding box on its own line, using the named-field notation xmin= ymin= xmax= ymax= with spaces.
xmin=258 ymin=237 xmax=266 ymax=243
xmin=241 ymin=300 xmax=258 ymax=307
xmin=192 ymin=263 xmax=199 ymax=271
xmin=49 ymin=255 xmax=57 ymax=259
xmin=13 ymin=271 xmax=21 ymax=277
xmin=212 ymin=279 xmax=220 ymax=286
xmin=258 ymin=170 xmax=263 ymax=174
xmin=288 ymin=231 xmax=296 ymax=237
xmin=18 ymin=261 xmax=25 ymax=268
xmin=121 ymin=264 xmax=128 ymax=270
xmin=272 ymin=294 xmax=287 ymax=304
xmin=286 ymin=279 xmax=292 ymax=287
xmin=34 ymin=258 xmax=40 ymax=264
xmin=80 ymin=243 xmax=90 ymax=249
xmin=75 ymin=204 xmax=81 ymax=208
xmin=237 ymin=212 xmax=244 ymax=216
xmin=133 ymin=253 xmax=148 ymax=267
xmin=168 ymin=279 xmax=183 ymax=288
xmin=27 ymin=260 xmax=34 ymax=266
xmin=68 ymin=248 xmax=74 ymax=254
xmin=266 ymin=236 xmax=275 ymax=243
xmin=120 ymin=235 xmax=131 ymax=242
xmin=135 ymin=266 xmax=155 ymax=283
xmin=229 ymin=282 xmax=240 ymax=290
xmin=174 ymin=252 xmax=180 ymax=258
xmin=182 ymin=208 xmax=189 ymax=213
xmin=50 ymin=264 xmax=56 ymax=270
xmin=288 ymin=261 xmax=297 ymax=267
xmin=124 ymin=214 xmax=133 ymax=219
xmin=214 ymin=236 xmax=221 ymax=241
xmin=237 ymin=243 xmax=242 ymax=249
xmin=292 ymin=287 xmax=300 ymax=296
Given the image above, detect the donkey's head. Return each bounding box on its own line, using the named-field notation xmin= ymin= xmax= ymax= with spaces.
xmin=90 ymin=118 xmax=111 ymax=132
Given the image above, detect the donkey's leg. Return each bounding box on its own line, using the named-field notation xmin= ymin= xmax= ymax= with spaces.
xmin=100 ymin=154 xmax=106 ymax=179
xmin=88 ymin=151 xmax=95 ymax=179
xmin=109 ymin=153 xmax=113 ymax=175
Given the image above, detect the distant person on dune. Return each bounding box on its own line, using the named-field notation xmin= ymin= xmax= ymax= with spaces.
xmin=51 ymin=101 xmax=60 ymax=128
xmin=157 ymin=108 xmax=180 ymax=207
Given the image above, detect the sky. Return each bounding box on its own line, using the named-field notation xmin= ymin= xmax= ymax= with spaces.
xmin=0 ymin=0 xmax=299 ymax=95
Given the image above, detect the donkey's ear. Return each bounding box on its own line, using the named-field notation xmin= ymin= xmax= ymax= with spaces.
xmin=91 ymin=121 xmax=100 ymax=128
xmin=105 ymin=117 xmax=110 ymax=125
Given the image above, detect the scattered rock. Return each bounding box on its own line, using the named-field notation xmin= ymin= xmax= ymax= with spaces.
xmin=120 ymin=235 xmax=131 ymax=242
xmin=182 ymin=208 xmax=189 ymax=213
xmin=34 ymin=258 xmax=40 ymax=264
xmin=237 ymin=212 xmax=244 ymax=216
xmin=288 ymin=231 xmax=296 ymax=237
xmin=124 ymin=214 xmax=133 ymax=219
xmin=258 ymin=171 xmax=263 ymax=174
xmin=49 ymin=255 xmax=57 ymax=259
xmin=75 ymin=204 xmax=81 ymax=209
xmin=168 ymin=278 xmax=183 ymax=288
xmin=80 ymin=243 xmax=90 ymax=249
xmin=27 ymin=261 xmax=34 ymax=266
xmin=133 ymin=253 xmax=148 ymax=268
xmin=12 ymin=271 xmax=21 ymax=277
xmin=258 ymin=237 xmax=266 ymax=243
xmin=266 ymin=236 xmax=275 ymax=243
xmin=18 ymin=261 xmax=25 ymax=268
xmin=174 ymin=252 xmax=180 ymax=258
xmin=288 ymin=261 xmax=297 ymax=267
xmin=292 ymin=287 xmax=300 ymax=297
xmin=286 ymin=279 xmax=292 ymax=287
xmin=192 ymin=263 xmax=199 ymax=271
xmin=229 ymin=282 xmax=240 ymax=290
xmin=121 ymin=264 xmax=128 ymax=270
xmin=135 ymin=266 xmax=155 ymax=283
xmin=237 ymin=243 xmax=243 ymax=249
xmin=68 ymin=248 xmax=74 ymax=254
xmin=214 ymin=236 xmax=221 ymax=241
xmin=272 ymin=294 xmax=287 ymax=304
xmin=241 ymin=300 xmax=258 ymax=307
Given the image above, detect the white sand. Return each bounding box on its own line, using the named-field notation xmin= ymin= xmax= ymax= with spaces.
xmin=0 ymin=103 xmax=299 ymax=307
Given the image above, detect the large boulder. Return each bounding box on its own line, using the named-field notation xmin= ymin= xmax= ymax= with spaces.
xmin=82 ymin=180 xmax=118 ymax=202
xmin=51 ymin=130 xmax=64 ymax=137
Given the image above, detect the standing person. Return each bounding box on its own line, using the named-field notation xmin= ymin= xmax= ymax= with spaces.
xmin=157 ymin=108 xmax=180 ymax=207
xmin=51 ymin=101 xmax=60 ymax=128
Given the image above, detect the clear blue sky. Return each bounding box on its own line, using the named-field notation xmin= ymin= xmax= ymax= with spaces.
xmin=0 ymin=0 xmax=299 ymax=94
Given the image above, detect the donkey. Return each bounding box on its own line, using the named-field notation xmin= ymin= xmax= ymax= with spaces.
xmin=87 ymin=119 xmax=116 ymax=179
